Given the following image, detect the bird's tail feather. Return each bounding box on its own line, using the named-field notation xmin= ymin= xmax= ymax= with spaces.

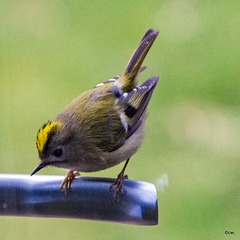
xmin=118 ymin=29 xmax=159 ymax=92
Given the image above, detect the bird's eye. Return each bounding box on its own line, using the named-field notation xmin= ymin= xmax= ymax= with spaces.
xmin=53 ymin=148 xmax=63 ymax=157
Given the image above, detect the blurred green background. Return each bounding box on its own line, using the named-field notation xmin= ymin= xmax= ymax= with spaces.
xmin=0 ymin=0 xmax=240 ymax=239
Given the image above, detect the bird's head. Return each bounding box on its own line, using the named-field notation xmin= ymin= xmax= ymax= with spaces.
xmin=31 ymin=120 xmax=73 ymax=175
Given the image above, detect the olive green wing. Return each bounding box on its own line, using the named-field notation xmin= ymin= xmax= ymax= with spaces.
xmin=105 ymin=76 xmax=159 ymax=152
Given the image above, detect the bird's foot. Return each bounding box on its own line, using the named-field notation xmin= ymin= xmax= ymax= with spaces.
xmin=110 ymin=172 xmax=128 ymax=200
xmin=60 ymin=170 xmax=80 ymax=196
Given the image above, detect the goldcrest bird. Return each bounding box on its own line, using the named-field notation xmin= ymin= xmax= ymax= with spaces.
xmin=31 ymin=28 xmax=159 ymax=198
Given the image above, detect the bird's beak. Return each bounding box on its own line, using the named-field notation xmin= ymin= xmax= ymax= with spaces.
xmin=30 ymin=163 xmax=46 ymax=176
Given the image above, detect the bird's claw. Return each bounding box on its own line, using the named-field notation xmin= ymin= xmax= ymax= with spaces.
xmin=110 ymin=172 xmax=128 ymax=200
xmin=60 ymin=170 xmax=80 ymax=196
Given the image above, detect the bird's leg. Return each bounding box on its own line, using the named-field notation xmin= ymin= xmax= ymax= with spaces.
xmin=110 ymin=158 xmax=130 ymax=199
xmin=60 ymin=170 xmax=80 ymax=196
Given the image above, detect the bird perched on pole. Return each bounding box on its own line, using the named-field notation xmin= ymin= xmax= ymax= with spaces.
xmin=31 ymin=28 xmax=159 ymax=199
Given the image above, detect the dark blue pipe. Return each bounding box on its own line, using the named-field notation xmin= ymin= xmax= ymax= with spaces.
xmin=0 ymin=174 xmax=158 ymax=225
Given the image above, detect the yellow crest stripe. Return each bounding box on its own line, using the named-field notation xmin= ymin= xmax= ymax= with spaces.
xmin=36 ymin=121 xmax=62 ymax=152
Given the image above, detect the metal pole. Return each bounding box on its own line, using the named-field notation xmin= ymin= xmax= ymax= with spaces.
xmin=0 ymin=174 xmax=158 ymax=225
